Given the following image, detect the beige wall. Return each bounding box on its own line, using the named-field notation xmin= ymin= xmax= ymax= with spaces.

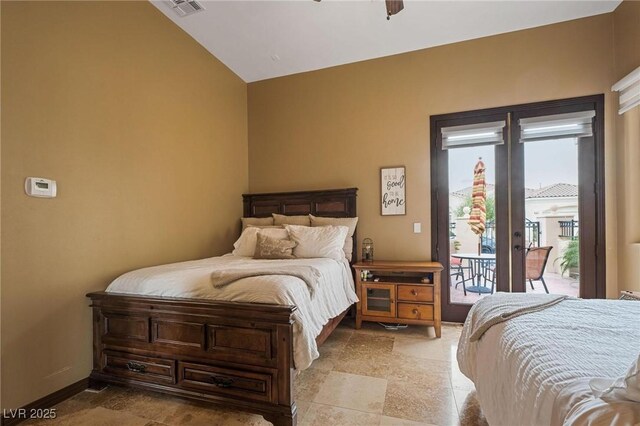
xmin=2 ymin=0 xmax=636 ymax=411
xmin=1 ymin=1 xmax=248 ymax=409
xmin=248 ymin=14 xmax=619 ymax=297
xmin=614 ymin=0 xmax=640 ymax=293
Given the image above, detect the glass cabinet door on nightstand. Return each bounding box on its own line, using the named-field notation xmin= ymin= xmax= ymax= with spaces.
xmin=362 ymin=283 xmax=396 ymax=317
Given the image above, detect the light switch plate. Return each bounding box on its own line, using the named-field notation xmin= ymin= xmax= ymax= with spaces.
xmin=413 ymin=222 xmax=421 ymax=233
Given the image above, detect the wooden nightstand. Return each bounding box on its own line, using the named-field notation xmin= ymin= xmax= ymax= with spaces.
xmin=352 ymin=261 xmax=443 ymax=337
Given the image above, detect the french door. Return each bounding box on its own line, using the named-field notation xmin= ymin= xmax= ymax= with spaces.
xmin=431 ymin=95 xmax=606 ymax=322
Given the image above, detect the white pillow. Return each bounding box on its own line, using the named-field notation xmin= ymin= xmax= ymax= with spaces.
xmin=232 ymin=227 xmax=289 ymax=257
xmin=285 ymin=224 xmax=349 ymax=261
xmin=309 ymin=215 xmax=358 ymax=261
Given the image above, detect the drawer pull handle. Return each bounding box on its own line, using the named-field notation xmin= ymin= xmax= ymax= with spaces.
xmin=210 ymin=376 xmax=235 ymax=388
xmin=126 ymin=361 xmax=146 ymax=373
xmin=411 ymin=290 xmax=418 ymax=296
xmin=412 ymin=309 xmax=419 ymax=315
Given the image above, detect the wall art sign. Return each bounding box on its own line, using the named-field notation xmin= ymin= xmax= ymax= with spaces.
xmin=380 ymin=166 xmax=406 ymax=215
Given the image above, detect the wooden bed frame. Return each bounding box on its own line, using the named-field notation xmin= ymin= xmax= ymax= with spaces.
xmin=87 ymin=188 xmax=358 ymax=426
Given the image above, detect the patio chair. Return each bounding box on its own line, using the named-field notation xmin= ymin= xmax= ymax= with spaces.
xmin=451 ymin=257 xmax=472 ymax=296
xmin=526 ymin=246 xmax=553 ymax=294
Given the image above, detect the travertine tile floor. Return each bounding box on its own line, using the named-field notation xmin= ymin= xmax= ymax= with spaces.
xmin=25 ymin=320 xmax=488 ymax=426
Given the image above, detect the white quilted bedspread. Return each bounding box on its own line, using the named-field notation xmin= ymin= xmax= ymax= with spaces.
xmin=458 ymin=296 xmax=640 ymax=426
xmin=106 ymin=255 xmax=358 ymax=370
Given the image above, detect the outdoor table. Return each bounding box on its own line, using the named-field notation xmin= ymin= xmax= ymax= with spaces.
xmin=451 ymin=252 xmax=496 ymax=294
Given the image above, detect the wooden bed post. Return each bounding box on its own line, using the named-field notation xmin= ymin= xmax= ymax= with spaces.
xmin=264 ymin=323 xmax=297 ymax=426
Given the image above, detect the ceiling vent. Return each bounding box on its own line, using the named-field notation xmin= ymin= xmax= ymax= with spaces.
xmin=168 ymin=0 xmax=205 ymax=17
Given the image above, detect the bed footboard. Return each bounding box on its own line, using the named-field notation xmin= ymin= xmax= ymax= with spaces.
xmin=87 ymin=291 xmax=298 ymax=426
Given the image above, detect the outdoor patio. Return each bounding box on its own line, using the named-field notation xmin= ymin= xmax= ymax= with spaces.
xmin=449 ymin=272 xmax=579 ymax=304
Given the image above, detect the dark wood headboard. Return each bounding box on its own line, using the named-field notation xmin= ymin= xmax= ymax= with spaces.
xmin=242 ymin=188 xmax=358 ymax=262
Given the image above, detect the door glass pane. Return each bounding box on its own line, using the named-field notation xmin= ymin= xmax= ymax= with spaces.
xmin=366 ymin=287 xmax=391 ymax=312
xmin=448 ymin=145 xmax=497 ymax=306
xmin=523 ymin=138 xmax=579 ymax=297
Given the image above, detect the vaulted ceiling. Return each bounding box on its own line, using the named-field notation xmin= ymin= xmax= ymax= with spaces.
xmin=151 ymin=0 xmax=621 ymax=82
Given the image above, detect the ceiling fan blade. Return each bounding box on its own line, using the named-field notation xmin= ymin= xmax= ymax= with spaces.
xmin=385 ymin=0 xmax=404 ymax=18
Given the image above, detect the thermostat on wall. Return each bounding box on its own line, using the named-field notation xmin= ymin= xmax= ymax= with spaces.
xmin=25 ymin=177 xmax=57 ymax=198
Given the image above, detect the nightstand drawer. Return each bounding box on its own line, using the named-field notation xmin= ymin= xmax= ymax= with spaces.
xmin=397 ymin=285 xmax=433 ymax=302
xmin=397 ymin=303 xmax=434 ymax=321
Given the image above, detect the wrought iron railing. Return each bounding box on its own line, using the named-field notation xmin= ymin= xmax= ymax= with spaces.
xmin=559 ymin=220 xmax=579 ymax=239
xmin=481 ymin=219 xmax=540 ymax=252
xmin=482 ymin=221 xmax=496 ymax=253
xmin=525 ymin=219 xmax=541 ymax=247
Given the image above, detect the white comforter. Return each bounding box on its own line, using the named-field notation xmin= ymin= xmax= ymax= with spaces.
xmin=458 ymin=296 xmax=640 ymax=426
xmin=106 ymin=255 xmax=358 ymax=370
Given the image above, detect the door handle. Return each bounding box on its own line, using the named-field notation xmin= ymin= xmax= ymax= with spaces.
xmin=514 ymin=231 xmax=522 ymax=238
xmin=514 ymin=245 xmax=522 ymax=251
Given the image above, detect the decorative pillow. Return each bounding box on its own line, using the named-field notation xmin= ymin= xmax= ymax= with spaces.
xmin=232 ymin=227 xmax=289 ymax=257
xmin=273 ymin=213 xmax=311 ymax=227
xmin=241 ymin=217 xmax=274 ymax=230
xmin=309 ymin=215 xmax=359 ymax=261
xmin=285 ymin=224 xmax=349 ymax=261
xmin=253 ymin=233 xmax=297 ymax=259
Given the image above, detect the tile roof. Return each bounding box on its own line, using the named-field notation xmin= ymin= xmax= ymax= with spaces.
xmin=451 ymin=183 xmax=578 ymax=199
xmin=526 ymin=183 xmax=578 ymax=199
